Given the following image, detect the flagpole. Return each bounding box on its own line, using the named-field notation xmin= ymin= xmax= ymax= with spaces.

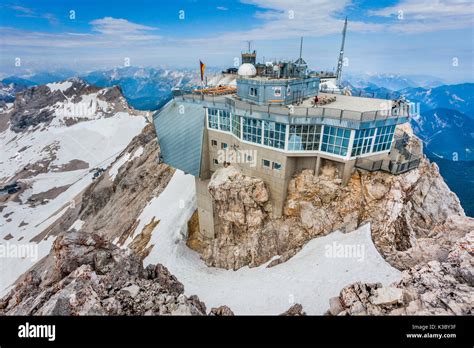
xmin=199 ymin=59 xmax=204 ymax=97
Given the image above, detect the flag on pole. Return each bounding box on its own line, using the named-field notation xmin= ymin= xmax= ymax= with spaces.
xmin=199 ymin=60 xmax=205 ymax=82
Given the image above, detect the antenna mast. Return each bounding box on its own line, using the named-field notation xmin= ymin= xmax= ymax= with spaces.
xmin=299 ymin=36 xmax=303 ymax=61
xmin=336 ymin=17 xmax=348 ymax=85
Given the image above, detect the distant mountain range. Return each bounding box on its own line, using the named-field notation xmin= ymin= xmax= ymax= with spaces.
xmin=426 ymin=151 xmax=474 ymax=217
xmin=81 ymin=67 xmax=202 ymax=110
xmin=344 ymin=73 xmax=446 ymax=91
xmin=0 ymin=67 xmax=199 ymax=110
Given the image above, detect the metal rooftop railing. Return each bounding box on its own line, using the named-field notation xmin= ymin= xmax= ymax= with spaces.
xmin=174 ymin=93 xmax=412 ymax=123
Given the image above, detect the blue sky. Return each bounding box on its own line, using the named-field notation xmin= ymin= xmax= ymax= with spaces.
xmin=0 ymin=0 xmax=473 ymax=82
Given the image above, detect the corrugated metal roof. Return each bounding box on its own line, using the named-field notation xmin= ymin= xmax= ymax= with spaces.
xmin=153 ymin=100 xmax=205 ymax=176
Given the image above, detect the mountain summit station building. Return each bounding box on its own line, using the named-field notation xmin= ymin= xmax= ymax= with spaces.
xmin=152 ymin=49 xmax=419 ymax=242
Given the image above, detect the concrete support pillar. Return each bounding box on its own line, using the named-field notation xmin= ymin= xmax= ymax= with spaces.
xmin=341 ymin=159 xmax=356 ymax=185
xmin=315 ymin=156 xmax=322 ymax=176
xmin=195 ymin=177 xmax=216 ymax=241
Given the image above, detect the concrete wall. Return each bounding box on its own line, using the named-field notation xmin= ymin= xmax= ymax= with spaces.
xmin=206 ymin=129 xmax=294 ymax=218
xmin=195 ymin=177 xmax=217 ymax=241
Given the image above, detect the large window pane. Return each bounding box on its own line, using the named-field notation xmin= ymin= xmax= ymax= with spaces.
xmin=264 ymin=121 xmax=286 ymax=149
xmin=288 ymin=124 xmax=321 ymax=151
xmin=232 ymin=114 xmax=241 ymax=138
xmin=242 ymin=117 xmax=262 ymax=144
xmin=373 ymin=125 xmax=395 ymax=152
xmin=320 ymin=126 xmax=351 ymax=156
xmin=208 ymin=108 xmax=219 ymax=129
xmin=351 ymin=128 xmax=375 ymax=156
xmin=219 ymin=110 xmax=230 ymax=131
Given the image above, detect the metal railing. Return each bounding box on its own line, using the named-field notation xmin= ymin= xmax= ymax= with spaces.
xmin=355 ymin=158 xmax=383 ymax=172
xmin=394 ymin=132 xmax=412 ymax=159
xmin=388 ymin=158 xmax=421 ymax=174
xmin=355 ymin=157 xmax=421 ymax=175
xmin=174 ymin=93 xmax=411 ymax=123
xmin=355 ymin=131 xmax=422 ymax=175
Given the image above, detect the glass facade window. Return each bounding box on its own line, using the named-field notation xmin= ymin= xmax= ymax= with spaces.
xmin=288 ymin=125 xmax=322 ymax=151
xmin=207 ymin=108 xmax=230 ymax=132
xmin=263 ymin=121 xmax=286 ymax=149
xmin=373 ymin=125 xmax=395 ymax=152
xmin=208 ymin=108 xmax=219 ymax=130
xmin=207 ymin=107 xmax=396 ymax=157
xmin=219 ymin=110 xmax=230 ymax=132
xmin=351 ymin=128 xmax=375 ymax=156
xmin=232 ymin=114 xmax=241 ymax=138
xmin=242 ymin=117 xmax=262 ymax=144
xmin=321 ymin=126 xmax=351 ymax=156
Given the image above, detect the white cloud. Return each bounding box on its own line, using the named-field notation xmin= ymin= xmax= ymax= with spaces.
xmin=10 ymin=6 xmax=35 ymax=16
xmin=90 ymin=17 xmax=159 ymax=36
xmin=9 ymin=5 xmax=58 ymax=25
xmin=0 ymin=1 xmax=472 ymax=80
xmin=0 ymin=17 xmax=161 ymax=51
xmin=369 ymin=0 xmax=474 ymax=32
xmin=216 ymin=6 xmax=229 ymax=11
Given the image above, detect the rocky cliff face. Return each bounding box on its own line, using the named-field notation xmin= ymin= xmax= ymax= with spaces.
xmin=199 ymin=165 xmax=307 ymax=270
xmin=77 ymin=124 xmax=174 ymax=248
xmin=0 ymin=231 xmax=207 ymax=315
xmin=284 ymin=159 xmax=468 ymax=270
xmin=328 ymin=231 xmax=473 ymax=315
xmin=199 ymin=136 xmax=470 ymax=272
xmin=9 ymin=78 xmax=131 ymax=132
xmin=33 ymin=124 xmax=175 ymax=251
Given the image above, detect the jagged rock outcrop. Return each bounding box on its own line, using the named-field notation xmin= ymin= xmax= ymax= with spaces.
xmin=209 ymin=305 xmax=235 ymax=316
xmin=202 ymin=166 xmax=275 ymax=269
xmin=284 ymin=158 xmax=469 ymax=270
xmin=328 ymin=232 xmax=473 ymax=315
xmin=9 ymin=78 xmax=131 ymax=132
xmin=0 ymin=231 xmax=207 ymax=315
xmin=279 ymin=303 xmax=306 ymax=316
xmin=199 ymin=135 xmax=470 ymax=271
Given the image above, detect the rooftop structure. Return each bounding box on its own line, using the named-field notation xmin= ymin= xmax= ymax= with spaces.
xmin=153 ymin=19 xmax=420 ymax=243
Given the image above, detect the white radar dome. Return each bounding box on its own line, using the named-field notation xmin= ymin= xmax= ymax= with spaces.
xmin=237 ymin=63 xmax=257 ymax=77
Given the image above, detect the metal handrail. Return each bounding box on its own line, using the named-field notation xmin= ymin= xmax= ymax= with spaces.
xmin=175 ymin=93 xmax=411 ymax=121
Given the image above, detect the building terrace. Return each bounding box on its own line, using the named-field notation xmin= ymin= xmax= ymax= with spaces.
xmin=173 ymin=92 xmax=412 ymax=127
